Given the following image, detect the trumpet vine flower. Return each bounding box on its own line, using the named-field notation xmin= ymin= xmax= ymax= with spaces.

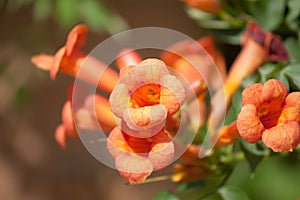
xmin=237 ymin=79 xmax=300 ymax=152
xmin=107 ymin=127 xmax=174 ymax=184
xmin=109 ymin=58 xmax=185 ymax=138
xmin=161 ymin=36 xmax=226 ymax=96
xmin=31 ymin=24 xmax=119 ymax=93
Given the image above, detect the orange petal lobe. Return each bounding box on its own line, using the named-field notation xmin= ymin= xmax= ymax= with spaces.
xmin=262 ymin=121 xmax=300 ymax=152
xmin=237 ymin=104 xmax=264 ymax=143
xmin=241 ymin=83 xmax=263 ymax=106
xmin=31 ymin=54 xmax=54 ymax=71
xmin=160 ymin=75 xmax=185 ymax=115
xmin=148 ymin=130 xmax=174 ymax=170
xmin=65 ymin=24 xmax=89 ymax=56
xmin=115 ymin=153 xmax=153 ymax=184
xmin=261 ymin=79 xmax=288 ymax=103
xmin=54 ymin=125 xmax=67 ymax=149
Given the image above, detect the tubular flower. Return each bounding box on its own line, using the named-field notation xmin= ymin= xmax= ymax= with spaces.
xmin=161 ymin=36 xmax=226 ymax=96
xmin=109 ymin=58 xmax=185 ymax=138
xmin=54 ymin=101 xmax=77 ymax=149
xmin=221 ymin=22 xmax=288 ymax=110
xmin=182 ymin=0 xmax=222 ymax=14
xmin=76 ymin=94 xmax=116 ymax=132
xmin=107 ymin=127 xmax=174 ymax=184
xmin=237 ymin=79 xmax=300 ymax=152
xmin=116 ymin=48 xmax=142 ymax=70
xmin=215 ymin=121 xmax=239 ymax=147
xmin=31 ymin=24 xmax=119 ymax=93
xmin=209 ymin=22 xmax=289 ymax=133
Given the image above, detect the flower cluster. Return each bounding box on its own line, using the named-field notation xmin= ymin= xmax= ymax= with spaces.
xmin=31 ymin=20 xmax=299 ymax=191
xmin=31 ymin=24 xmax=117 ymax=147
xmin=108 ymin=58 xmax=185 ymax=184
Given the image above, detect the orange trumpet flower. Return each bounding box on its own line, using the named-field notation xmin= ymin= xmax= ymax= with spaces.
xmin=107 ymin=127 xmax=174 ymax=184
xmin=31 ymin=24 xmax=119 ymax=93
xmin=237 ymin=79 xmax=300 ymax=152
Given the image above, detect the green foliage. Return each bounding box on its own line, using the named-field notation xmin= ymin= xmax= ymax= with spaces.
xmin=152 ymin=191 xmax=180 ymax=200
xmin=218 ymin=185 xmax=250 ymax=200
xmin=286 ymin=0 xmax=300 ymax=32
xmin=186 ymin=0 xmax=300 ymax=44
xmin=239 ymin=140 xmax=269 ymax=173
xmin=3 ymin=0 xmax=128 ymax=34
xmin=246 ymin=0 xmax=285 ymax=31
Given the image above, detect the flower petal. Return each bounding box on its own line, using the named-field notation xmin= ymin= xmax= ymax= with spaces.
xmin=65 ymin=24 xmax=89 ymax=56
xmin=148 ymin=130 xmax=174 ymax=170
xmin=115 ymin=153 xmax=153 ymax=184
xmin=61 ymin=101 xmax=76 ymax=137
xmin=237 ymin=104 xmax=264 ymax=143
xmin=84 ymin=94 xmax=116 ymax=130
xmin=51 ymin=47 xmax=66 ymax=80
xmin=116 ymin=49 xmax=142 ymax=69
xmin=109 ymin=83 xmax=131 ymax=117
xmin=122 ymin=105 xmax=167 ymax=137
xmin=261 ymin=79 xmax=288 ymax=104
xmin=262 ymin=121 xmax=300 ymax=152
xmin=120 ymin=120 xmax=164 ymax=138
xmin=54 ymin=125 xmax=67 ymax=149
xmin=279 ymin=92 xmax=300 ymax=123
xmin=31 ymin=54 xmax=54 ymax=71
xmin=135 ymin=58 xmax=169 ymax=83
xmin=241 ymin=83 xmax=263 ymax=107
xmin=160 ymin=75 xmax=185 ymax=115
xmin=107 ymin=127 xmax=130 ymax=158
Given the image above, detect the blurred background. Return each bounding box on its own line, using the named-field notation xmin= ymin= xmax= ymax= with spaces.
xmin=0 ymin=0 xmax=299 ymax=200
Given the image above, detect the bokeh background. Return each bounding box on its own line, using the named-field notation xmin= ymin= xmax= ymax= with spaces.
xmin=0 ymin=0 xmax=299 ymax=200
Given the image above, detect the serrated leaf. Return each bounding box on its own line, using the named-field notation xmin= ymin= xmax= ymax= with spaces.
xmin=247 ymin=0 xmax=285 ymax=31
xmin=153 ymin=191 xmax=179 ymax=200
xmin=218 ymin=185 xmax=250 ymax=200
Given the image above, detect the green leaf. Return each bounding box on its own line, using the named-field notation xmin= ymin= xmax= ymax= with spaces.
xmin=247 ymin=0 xmax=285 ymax=31
xmin=281 ymin=62 xmax=300 ymax=90
xmin=78 ymin=0 xmax=128 ymax=34
xmin=152 ymin=191 xmax=179 ymax=200
xmin=257 ymin=63 xmax=278 ymax=82
xmin=240 ymin=140 xmax=269 ymax=173
xmin=225 ymin=88 xmax=242 ymax=124
xmin=55 ymin=0 xmax=79 ymax=29
xmin=276 ymin=71 xmax=290 ymax=91
xmin=241 ymin=73 xmax=260 ymax=88
xmin=286 ymin=0 xmax=300 ymax=32
xmin=284 ymin=37 xmax=300 ymax=61
xmin=186 ymin=8 xmax=237 ymax=30
xmin=218 ymin=185 xmax=250 ymax=200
